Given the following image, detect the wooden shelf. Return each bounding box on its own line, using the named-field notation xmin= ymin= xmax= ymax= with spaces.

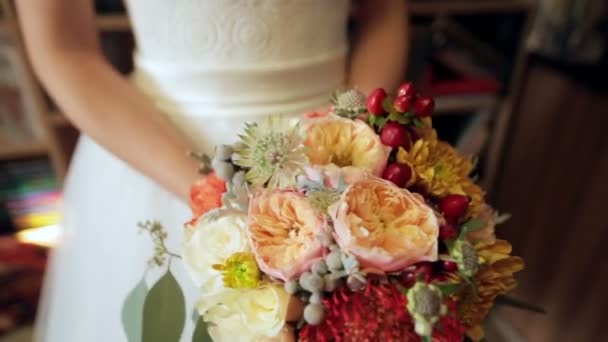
xmin=0 ymin=140 xmax=48 ymax=159
xmin=410 ymin=0 xmax=533 ymax=15
xmin=96 ymin=14 xmax=131 ymax=31
xmin=434 ymin=94 xmax=498 ymax=114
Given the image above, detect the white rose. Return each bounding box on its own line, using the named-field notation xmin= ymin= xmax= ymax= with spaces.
xmin=183 ymin=210 xmax=250 ymax=294
xmin=201 ymin=285 xmax=291 ymax=341
xmin=237 ymin=285 xmax=290 ymax=336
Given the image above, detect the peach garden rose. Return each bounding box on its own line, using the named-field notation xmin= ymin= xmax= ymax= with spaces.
xmin=303 ymin=115 xmax=390 ymax=176
xmin=248 ymin=190 xmax=327 ymax=281
xmin=329 ymin=177 xmax=439 ymax=271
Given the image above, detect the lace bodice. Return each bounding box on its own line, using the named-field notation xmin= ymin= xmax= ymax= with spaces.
xmin=125 ymin=0 xmax=351 ymax=117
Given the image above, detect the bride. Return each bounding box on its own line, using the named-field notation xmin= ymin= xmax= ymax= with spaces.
xmin=17 ymin=0 xmax=407 ymax=341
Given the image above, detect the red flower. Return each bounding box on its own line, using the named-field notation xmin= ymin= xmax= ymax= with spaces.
xmin=299 ymin=281 xmax=417 ymax=341
xmin=189 ymin=172 xmax=226 ymax=219
xmin=433 ymin=300 xmax=466 ymax=342
xmin=298 ymin=280 xmax=465 ymax=342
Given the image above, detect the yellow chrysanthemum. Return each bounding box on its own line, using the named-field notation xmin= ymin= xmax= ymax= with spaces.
xmin=213 ymin=252 xmax=260 ymax=289
xmin=396 ymin=131 xmax=474 ymax=197
xmin=453 ymin=240 xmax=524 ymax=341
xmin=461 ymin=179 xmax=486 ymax=218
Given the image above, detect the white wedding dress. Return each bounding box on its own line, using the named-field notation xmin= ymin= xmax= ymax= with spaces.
xmin=34 ymin=1 xmax=349 ymax=341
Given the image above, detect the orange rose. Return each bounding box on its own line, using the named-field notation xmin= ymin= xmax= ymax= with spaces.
xmin=190 ymin=172 xmax=227 ymax=219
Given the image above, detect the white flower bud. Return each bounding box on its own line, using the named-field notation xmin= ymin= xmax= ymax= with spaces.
xmin=325 ymin=250 xmax=343 ymax=270
xmin=300 ymin=272 xmax=324 ymax=292
xmin=284 ymin=280 xmax=299 ymax=295
xmin=309 ymin=292 xmax=322 ymax=304
xmin=312 ymin=260 xmax=328 ymax=275
xmin=323 ymin=274 xmax=340 ymax=292
xmin=303 ymin=304 xmax=325 ymax=325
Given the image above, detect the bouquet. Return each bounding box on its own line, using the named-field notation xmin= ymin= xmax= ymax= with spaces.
xmin=133 ymin=83 xmax=525 ymax=342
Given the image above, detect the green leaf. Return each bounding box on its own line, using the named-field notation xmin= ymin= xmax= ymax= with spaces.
xmin=495 ymin=295 xmax=547 ymax=314
xmin=121 ymin=278 xmax=148 ymax=342
xmin=413 ymin=117 xmax=426 ymax=128
xmin=459 ymin=218 xmax=485 ymax=239
xmin=142 ymin=270 xmax=186 ymax=342
xmin=382 ymin=95 xmax=395 ymax=113
xmin=437 ymin=283 xmax=462 ymax=297
xmin=387 ymin=111 xmax=400 ymax=122
xmin=377 ymin=116 xmax=389 ymax=129
xmin=395 ymin=114 xmax=411 ymax=125
xmin=192 ymin=316 xmax=213 ymax=342
xmin=423 ymin=335 xmax=432 ymax=342
xmin=445 ymin=240 xmax=455 ymax=252
xmin=368 ymin=115 xmax=388 ymax=130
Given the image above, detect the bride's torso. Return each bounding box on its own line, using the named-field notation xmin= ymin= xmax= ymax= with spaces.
xmin=125 ymin=0 xmax=350 ymax=151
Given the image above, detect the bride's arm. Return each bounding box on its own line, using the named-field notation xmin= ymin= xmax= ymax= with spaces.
xmin=16 ymin=0 xmax=200 ymax=202
xmin=349 ymin=0 xmax=409 ymax=92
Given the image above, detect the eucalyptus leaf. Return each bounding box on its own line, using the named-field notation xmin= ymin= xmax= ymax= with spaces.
xmin=142 ymin=270 xmax=186 ymax=342
xmin=191 ymin=308 xmax=199 ymax=323
xmin=192 ymin=316 xmax=213 ymax=342
xmin=121 ymin=278 xmax=148 ymax=342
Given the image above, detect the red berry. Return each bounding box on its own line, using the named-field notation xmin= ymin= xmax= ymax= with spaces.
xmin=380 ymin=122 xmax=411 ymax=149
xmin=366 ymin=88 xmax=388 ymax=116
xmin=396 ymin=82 xmax=416 ymax=98
xmin=442 ymin=260 xmax=458 ymax=272
xmin=382 ymin=163 xmax=412 ymax=187
xmin=413 ymin=96 xmax=434 ymax=117
xmin=393 ymin=95 xmax=413 ymax=112
xmin=440 ymin=194 xmax=470 ymax=219
xmin=415 ymin=262 xmax=433 ymax=282
xmin=439 ymin=223 xmax=459 ymax=240
xmin=401 ymin=271 xmax=416 ymax=288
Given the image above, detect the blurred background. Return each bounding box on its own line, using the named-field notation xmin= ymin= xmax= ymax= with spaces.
xmin=0 ymin=0 xmax=606 ymax=341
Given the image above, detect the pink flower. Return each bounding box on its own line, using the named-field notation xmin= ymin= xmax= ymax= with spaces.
xmin=248 ymin=190 xmax=327 ymax=281
xmin=329 ymin=177 xmax=439 ymax=272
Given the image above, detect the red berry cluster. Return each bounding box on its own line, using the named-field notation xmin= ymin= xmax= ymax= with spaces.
xmin=366 ymin=82 xmax=435 ymax=119
xmin=365 ymin=82 xmax=435 ymax=190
